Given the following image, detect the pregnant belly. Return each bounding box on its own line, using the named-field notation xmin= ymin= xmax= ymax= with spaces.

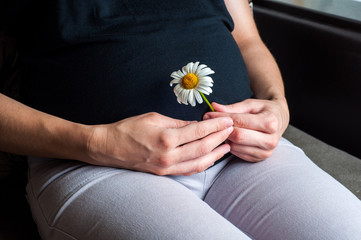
xmin=22 ymin=26 xmax=252 ymax=124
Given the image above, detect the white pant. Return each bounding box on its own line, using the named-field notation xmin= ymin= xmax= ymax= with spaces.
xmin=26 ymin=138 xmax=361 ymax=239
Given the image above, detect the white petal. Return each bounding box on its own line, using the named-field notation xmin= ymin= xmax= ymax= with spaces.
xmin=188 ymin=89 xmax=196 ymax=107
xmin=192 ymin=61 xmax=200 ymax=73
xmin=177 ymin=89 xmax=185 ymax=104
xmin=196 ymin=85 xmax=213 ymax=95
xmin=197 ymin=68 xmax=215 ymax=77
xmin=199 ymin=76 xmax=213 ymax=83
xmin=181 ymin=90 xmax=190 ymax=105
xmin=194 ymin=90 xmax=203 ymax=104
xmin=177 ymin=70 xmax=185 ymax=78
xmin=178 ymin=89 xmax=188 ymax=105
xmin=170 ymin=78 xmax=181 ymax=86
xmin=195 ymin=64 xmax=207 ymax=75
xmin=185 ymin=63 xmax=190 ymax=73
xmin=186 ymin=62 xmax=194 ymax=73
xmin=171 ymin=71 xmax=183 ymax=79
xmin=182 ymin=66 xmax=189 ymax=75
xmin=174 ymin=84 xmax=182 ymax=96
xmin=198 ymin=81 xmax=213 ymax=88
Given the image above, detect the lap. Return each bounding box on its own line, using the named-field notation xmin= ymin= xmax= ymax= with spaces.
xmin=26 ymin=139 xmax=361 ymax=240
xmin=26 ymin=158 xmax=249 ymax=240
xmin=205 ymin=138 xmax=361 ymax=240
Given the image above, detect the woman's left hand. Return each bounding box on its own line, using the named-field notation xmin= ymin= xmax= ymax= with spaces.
xmin=203 ymin=99 xmax=289 ymax=162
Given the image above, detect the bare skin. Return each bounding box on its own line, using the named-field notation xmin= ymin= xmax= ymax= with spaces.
xmin=0 ymin=94 xmax=232 ymax=176
xmin=204 ymin=0 xmax=290 ymax=162
xmin=0 ymin=0 xmax=289 ymax=175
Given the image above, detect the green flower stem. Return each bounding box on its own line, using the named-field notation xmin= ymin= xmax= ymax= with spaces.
xmin=200 ymin=92 xmax=215 ymax=112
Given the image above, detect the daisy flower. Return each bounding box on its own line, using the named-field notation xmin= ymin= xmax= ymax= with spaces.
xmin=169 ymin=61 xmax=215 ymax=111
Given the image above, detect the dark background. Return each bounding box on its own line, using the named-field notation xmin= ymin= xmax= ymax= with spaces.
xmin=254 ymin=0 xmax=361 ymax=158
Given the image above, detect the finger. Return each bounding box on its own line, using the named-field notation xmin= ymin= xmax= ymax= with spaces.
xmin=228 ymin=142 xmax=273 ymax=162
xmin=203 ymin=111 xmax=231 ymax=120
xmin=211 ymin=100 xmax=264 ymax=114
xmin=228 ymin=127 xmax=280 ymax=150
xmin=170 ymin=126 xmax=233 ymax=163
xmin=164 ymin=143 xmax=231 ymax=176
xmin=205 ymin=112 xmax=275 ymax=134
xmin=172 ymin=117 xmax=233 ymax=146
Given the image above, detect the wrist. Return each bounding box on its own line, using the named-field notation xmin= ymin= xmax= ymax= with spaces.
xmin=84 ymin=124 xmax=110 ymax=165
xmin=73 ymin=123 xmax=97 ymax=162
xmin=271 ymin=96 xmax=290 ymax=131
xmin=271 ymin=95 xmax=288 ymax=109
xmin=47 ymin=118 xmax=95 ymax=162
xmin=255 ymin=86 xmax=288 ymax=110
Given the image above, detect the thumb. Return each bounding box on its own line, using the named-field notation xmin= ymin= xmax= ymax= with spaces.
xmin=212 ymin=102 xmax=241 ymax=113
xmin=212 ymin=101 xmax=255 ymax=114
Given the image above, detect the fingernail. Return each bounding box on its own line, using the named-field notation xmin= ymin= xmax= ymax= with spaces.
xmin=228 ymin=126 xmax=234 ymax=133
xmin=204 ymin=114 xmax=210 ymax=120
xmin=226 ymin=118 xmax=233 ymax=128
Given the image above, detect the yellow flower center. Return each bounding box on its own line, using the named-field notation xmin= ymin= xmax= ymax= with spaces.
xmin=181 ymin=73 xmax=199 ymax=89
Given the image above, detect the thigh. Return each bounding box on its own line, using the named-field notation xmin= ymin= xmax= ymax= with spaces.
xmin=26 ymin=157 xmax=251 ymax=240
xmin=204 ymin=138 xmax=361 ymax=240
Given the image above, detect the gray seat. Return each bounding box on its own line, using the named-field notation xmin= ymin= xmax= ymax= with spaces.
xmin=284 ymin=125 xmax=361 ymax=199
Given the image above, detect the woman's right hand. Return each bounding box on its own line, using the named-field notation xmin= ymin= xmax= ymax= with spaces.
xmin=86 ymin=112 xmax=233 ymax=176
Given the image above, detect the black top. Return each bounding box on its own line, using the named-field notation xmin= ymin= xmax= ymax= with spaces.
xmin=2 ymin=0 xmax=253 ymax=124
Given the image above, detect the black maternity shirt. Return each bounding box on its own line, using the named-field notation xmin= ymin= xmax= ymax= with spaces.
xmin=3 ymin=0 xmax=253 ymax=124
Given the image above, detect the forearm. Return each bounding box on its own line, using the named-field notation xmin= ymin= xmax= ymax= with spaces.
xmin=0 ymin=93 xmax=92 ymax=161
xmin=224 ymin=0 xmax=287 ymax=106
xmin=239 ymin=37 xmax=286 ymax=103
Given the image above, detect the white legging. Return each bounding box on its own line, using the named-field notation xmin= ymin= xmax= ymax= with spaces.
xmin=26 ymin=138 xmax=361 ymax=240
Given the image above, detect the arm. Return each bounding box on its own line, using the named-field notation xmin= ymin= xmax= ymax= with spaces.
xmin=0 ymin=93 xmax=232 ymax=175
xmin=227 ymin=0 xmax=288 ymax=109
xmin=0 ymin=93 xmax=91 ymax=160
xmin=204 ymin=0 xmax=289 ymax=162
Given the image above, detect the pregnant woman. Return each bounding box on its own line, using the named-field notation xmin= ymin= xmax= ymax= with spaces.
xmin=1 ymin=0 xmax=361 ymax=239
